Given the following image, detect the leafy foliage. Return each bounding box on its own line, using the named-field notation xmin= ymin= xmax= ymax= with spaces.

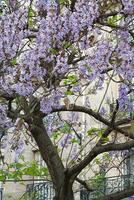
xmin=0 ymin=157 xmax=48 ymax=181
xmin=0 ymin=0 xmax=133 ymax=199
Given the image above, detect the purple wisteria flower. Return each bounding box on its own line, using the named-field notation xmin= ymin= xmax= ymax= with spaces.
xmin=0 ymin=0 xmax=133 ymax=138
xmin=0 ymin=104 xmax=13 ymax=129
xmin=122 ymin=0 xmax=134 ymax=14
xmin=127 ymin=197 xmax=134 ymax=200
xmin=60 ymin=134 xmax=73 ymax=148
xmin=100 ymin=107 xmax=107 ymax=116
xmin=118 ymin=84 xmax=131 ymax=111
xmin=14 ymin=139 xmax=25 ymax=162
xmin=40 ymin=98 xmax=53 ymax=114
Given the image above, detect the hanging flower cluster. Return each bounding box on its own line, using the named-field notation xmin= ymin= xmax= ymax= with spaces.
xmin=0 ymin=0 xmax=133 ymax=127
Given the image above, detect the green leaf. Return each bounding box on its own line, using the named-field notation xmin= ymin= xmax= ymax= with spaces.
xmin=62 ymin=41 xmax=72 ymax=49
xmin=28 ymin=7 xmax=36 ymax=27
xmin=87 ymin=127 xmax=99 ymax=136
xmin=29 ymin=7 xmax=36 ymax=18
xmin=18 ymin=155 xmax=25 ymax=162
xmin=87 ymin=127 xmax=105 ymax=137
xmin=98 ymin=129 xmax=105 ymax=137
xmin=65 ymin=90 xmax=74 ymax=95
xmin=59 ymin=0 xmax=69 ymax=5
xmin=61 ymin=122 xmax=71 ymax=133
xmin=10 ymin=58 xmax=17 ymax=65
xmin=107 ymin=15 xmax=122 ymax=26
xmin=94 ymin=158 xmax=101 ymax=165
xmin=52 ymin=131 xmax=61 ymax=140
xmin=64 ymin=75 xmax=77 ymax=85
xmin=71 ymin=138 xmax=78 ymax=144
xmin=101 ymin=136 xmax=109 ymax=143
xmin=102 ymin=153 xmax=111 ymax=161
xmin=0 ymin=159 xmax=49 ymax=181
xmin=0 ymin=170 xmax=6 ymax=181
xmin=10 ymin=162 xmax=24 ymax=169
xmin=40 ymin=167 xmax=48 ymax=176
xmin=49 ymin=48 xmax=59 ymax=55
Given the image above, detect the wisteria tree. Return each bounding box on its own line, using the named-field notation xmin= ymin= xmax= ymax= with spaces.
xmin=0 ymin=0 xmax=134 ymax=199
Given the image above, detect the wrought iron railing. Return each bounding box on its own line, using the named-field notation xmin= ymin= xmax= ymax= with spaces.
xmin=20 ymin=182 xmax=54 ymax=200
xmin=0 ymin=188 xmax=3 ymax=200
xmin=19 ymin=175 xmax=134 ymax=200
xmin=81 ymin=174 xmax=133 ymax=200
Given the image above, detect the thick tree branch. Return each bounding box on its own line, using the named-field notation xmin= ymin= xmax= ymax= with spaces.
xmin=51 ymin=105 xmax=134 ymax=139
xmin=76 ymin=177 xmax=93 ymax=192
xmin=70 ymin=0 xmax=77 ymax=12
xmin=51 ymin=105 xmax=112 ymax=126
xmin=69 ymin=141 xmax=134 ymax=176
xmin=112 ymin=126 xmax=134 ymax=140
xmin=26 ymin=116 xmax=65 ymax=189
xmin=100 ymin=186 xmax=134 ymax=200
xmin=115 ymin=117 xmax=133 ymax=126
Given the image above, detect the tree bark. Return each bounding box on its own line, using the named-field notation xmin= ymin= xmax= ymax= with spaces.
xmin=100 ymin=186 xmax=134 ymax=200
xmin=57 ymin=187 xmax=74 ymax=200
xmin=29 ymin=115 xmax=65 ymax=189
xmin=54 ymin=180 xmax=74 ymax=200
xmin=26 ymin=114 xmax=75 ymax=200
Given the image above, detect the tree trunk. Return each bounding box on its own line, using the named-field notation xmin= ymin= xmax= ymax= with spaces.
xmin=54 ymin=184 xmax=74 ymax=200
xmin=28 ymin=115 xmax=65 ymax=189
xmin=27 ymin=115 xmax=75 ymax=200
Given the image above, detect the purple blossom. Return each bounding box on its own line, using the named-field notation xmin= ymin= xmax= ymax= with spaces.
xmin=0 ymin=104 xmax=13 ymax=129
xmin=60 ymin=134 xmax=73 ymax=148
xmin=0 ymin=0 xmax=133 ymax=150
xmin=40 ymin=98 xmax=53 ymax=114
xmin=118 ymin=84 xmax=130 ymax=111
xmin=122 ymin=0 xmax=134 ymax=14
xmin=67 ymin=112 xmax=79 ymax=124
xmin=127 ymin=197 xmax=134 ymax=200
xmin=72 ymin=85 xmax=81 ymax=93
xmin=70 ymin=144 xmax=78 ymax=160
xmin=54 ymin=54 xmax=69 ymax=74
xmin=99 ymin=107 xmax=107 ymax=116
xmin=52 ymin=89 xmax=63 ymax=109
xmin=12 ymin=82 xmax=34 ymax=96
xmin=14 ymin=139 xmax=25 ymax=162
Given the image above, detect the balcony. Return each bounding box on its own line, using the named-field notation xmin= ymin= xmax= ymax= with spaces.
xmin=88 ymin=174 xmax=132 ymax=199
xmin=0 ymin=188 xmax=3 ymax=200
xmin=20 ymin=182 xmax=54 ymax=200
xmin=19 ymin=175 xmax=134 ymax=200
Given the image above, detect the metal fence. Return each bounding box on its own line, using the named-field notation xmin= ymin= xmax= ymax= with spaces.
xmin=0 ymin=189 xmax=2 ymax=200
xmin=20 ymin=182 xmax=54 ymax=200
xmin=82 ymin=174 xmax=132 ymax=200
xmin=13 ymin=175 xmax=134 ymax=200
